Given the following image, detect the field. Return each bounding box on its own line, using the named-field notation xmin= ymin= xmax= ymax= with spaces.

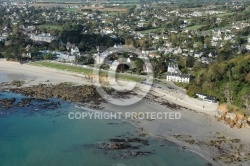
xmin=216 ymin=12 xmax=235 ymax=18
xmin=184 ymin=25 xmax=203 ymax=31
xmin=38 ymin=24 xmax=63 ymax=31
xmin=80 ymin=6 xmax=127 ymax=12
xmin=27 ymin=3 xmax=128 ymax=13
xmin=138 ymin=27 xmax=164 ymax=34
xmin=28 ymin=3 xmax=81 ymax=8
xmin=64 ymin=8 xmax=79 ymax=13
xmin=33 ymin=61 xmax=143 ymax=82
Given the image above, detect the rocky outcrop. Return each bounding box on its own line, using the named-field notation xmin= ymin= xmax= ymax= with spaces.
xmin=216 ymin=110 xmax=249 ymax=129
xmin=70 ymin=137 xmax=153 ymax=159
xmin=0 ymin=98 xmax=16 ymax=109
xmin=8 ymin=83 xmax=105 ymax=108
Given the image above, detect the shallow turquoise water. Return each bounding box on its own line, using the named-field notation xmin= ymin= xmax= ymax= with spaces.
xmin=0 ymin=92 xmax=207 ymax=166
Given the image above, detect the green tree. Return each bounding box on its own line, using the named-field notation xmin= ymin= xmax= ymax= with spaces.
xmin=78 ymin=42 xmax=86 ymax=51
xmin=134 ymin=59 xmax=144 ymax=74
xmin=44 ymin=53 xmax=54 ymax=60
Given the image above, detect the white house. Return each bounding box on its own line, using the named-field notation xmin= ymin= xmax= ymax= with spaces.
xmin=246 ymin=45 xmax=250 ymax=51
xmin=194 ymin=52 xmax=203 ymax=58
xmin=173 ymin=47 xmax=182 ymax=55
xmin=166 ymin=63 xmax=190 ymax=83
xmin=29 ymin=33 xmax=56 ymax=43
xmin=57 ymin=52 xmax=76 ymax=62
xmin=71 ymin=46 xmax=80 ymax=57
xmin=200 ymin=57 xmax=210 ymax=64
xmin=196 ymin=93 xmax=217 ymax=103
xmin=208 ymin=51 xmax=217 ymax=58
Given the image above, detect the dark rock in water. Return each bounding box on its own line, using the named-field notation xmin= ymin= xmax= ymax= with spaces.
xmin=181 ymin=146 xmax=187 ymax=150
xmin=111 ymin=143 xmax=132 ymax=150
xmin=97 ymin=142 xmax=132 ymax=150
xmin=127 ymin=138 xmax=149 ymax=145
xmin=16 ymin=102 xmax=24 ymax=107
xmin=117 ymin=151 xmax=154 ymax=159
xmin=206 ymin=162 xmax=213 ymax=166
xmin=69 ymin=136 xmax=154 ymax=160
xmin=131 ymin=146 xmax=140 ymax=149
xmin=0 ymin=98 xmax=16 ymax=109
xmin=9 ymin=84 xmax=106 ymax=107
xmin=0 ymin=94 xmax=62 ymax=115
xmin=135 ymin=151 xmax=152 ymax=156
xmin=109 ymin=139 xmax=126 ymax=143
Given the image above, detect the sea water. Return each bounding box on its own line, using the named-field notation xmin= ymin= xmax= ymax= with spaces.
xmin=0 ymin=92 xmax=207 ymax=166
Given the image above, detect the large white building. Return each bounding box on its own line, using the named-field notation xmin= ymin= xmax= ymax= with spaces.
xmin=29 ymin=33 xmax=56 ymax=43
xmin=56 ymin=52 xmax=76 ymax=62
xmin=166 ymin=63 xmax=190 ymax=83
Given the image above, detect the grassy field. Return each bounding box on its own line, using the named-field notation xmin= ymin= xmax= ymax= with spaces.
xmin=64 ymin=8 xmax=79 ymax=13
xmin=33 ymin=61 xmax=143 ymax=82
xmin=184 ymin=25 xmax=203 ymax=31
xmin=106 ymin=11 xmax=119 ymax=16
xmin=80 ymin=6 xmax=127 ymax=12
xmin=28 ymin=3 xmax=81 ymax=8
xmin=38 ymin=24 xmax=63 ymax=31
xmin=138 ymin=27 xmax=164 ymax=34
xmin=216 ymin=12 xmax=235 ymax=18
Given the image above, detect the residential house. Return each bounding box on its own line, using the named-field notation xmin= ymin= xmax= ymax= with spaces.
xmin=142 ymin=48 xmax=156 ymax=55
xmin=66 ymin=42 xmax=74 ymax=51
xmin=194 ymin=52 xmax=203 ymax=58
xmin=196 ymin=93 xmax=217 ymax=103
xmin=166 ymin=63 xmax=190 ymax=83
xmin=173 ymin=47 xmax=182 ymax=55
xmin=246 ymin=45 xmax=250 ymax=51
xmin=56 ymin=52 xmax=75 ymax=62
xmin=208 ymin=51 xmax=217 ymax=58
xmin=200 ymin=57 xmax=210 ymax=64
xmin=71 ymin=46 xmax=80 ymax=57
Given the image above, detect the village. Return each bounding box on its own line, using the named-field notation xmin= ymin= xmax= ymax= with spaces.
xmin=0 ymin=0 xmax=250 ymax=104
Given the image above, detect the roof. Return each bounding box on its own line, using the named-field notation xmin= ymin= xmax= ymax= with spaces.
xmin=205 ymin=96 xmax=216 ymax=101
xmin=167 ymin=72 xmax=180 ymax=77
xmin=180 ymin=74 xmax=190 ymax=79
xmin=204 ymin=96 xmax=217 ymax=103
xmin=196 ymin=93 xmax=207 ymax=97
xmin=167 ymin=72 xmax=190 ymax=79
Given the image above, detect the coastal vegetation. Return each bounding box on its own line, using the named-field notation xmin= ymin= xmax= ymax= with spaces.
xmin=187 ymin=53 xmax=250 ymax=115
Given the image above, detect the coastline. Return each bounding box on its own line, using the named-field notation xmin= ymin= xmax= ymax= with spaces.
xmin=1 ymin=61 xmax=250 ymax=166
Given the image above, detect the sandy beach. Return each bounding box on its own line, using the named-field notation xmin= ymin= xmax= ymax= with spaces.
xmin=1 ymin=61 xmax=250 ymax=166
xmin=0 ymin=61 xmax=91 ymax=86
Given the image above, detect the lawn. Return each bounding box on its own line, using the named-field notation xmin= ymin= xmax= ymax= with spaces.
xmin=184 ymin=25 xmax=203 ymax=31
xmin=106 ymin=11 xmax=119 ymax=16
xmin=216 ymin=12 xmax=235 ymax=17
xmin=64 ymin=8 xmax=79 ymax=13
xmin=138 ymin=27 xmax=164 ymax=34
xmin=38 ymin=24 xmax=63 ymax=31
xmin=32 ymin=61 xmax=143 ymax=82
